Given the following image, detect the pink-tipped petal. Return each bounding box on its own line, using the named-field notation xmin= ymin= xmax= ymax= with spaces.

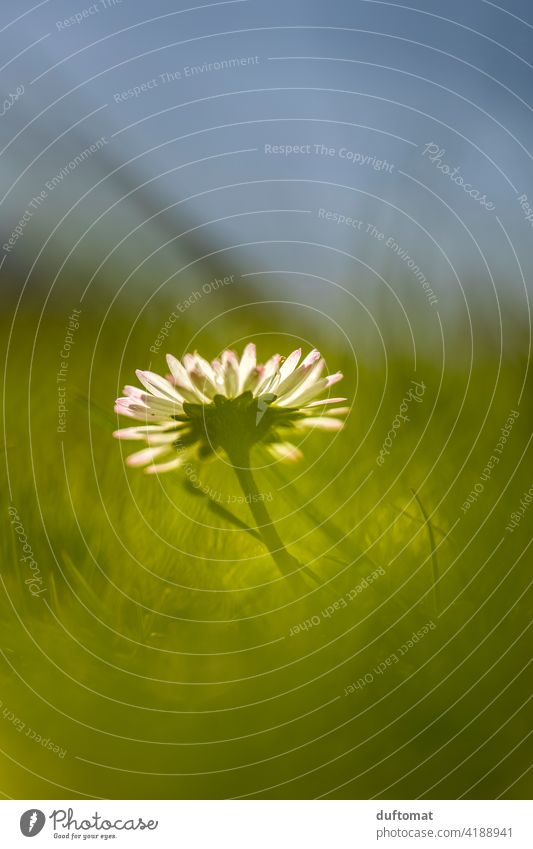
xmin=221 ymin=350 xmax=239 ymax=397
xmin=278 ymin=348 xmax=302 ymax=381
xmin=193 ymin=352 xmax=217 ymax=383
xmin=114 ymin=399 xmax=151 ymax=421
xmin=136 ymin=394 xmax=184 ymax=416
xmin=301 ymin=348 xmax=321 ymax=367
xmin=145 ymin=456 xmax=184 ymax=474
xmin=255 ymin=358 xmax=280 ymax=396
xmin=298 ymin=416 xmax=344 ymax=431
xmin=123 ymin=385 xmax=144 ymax=398
xmin=303 ymin=396 xmax=347 ymax=408
xmin=146 ymin=431 xmax=181 ymax=445
xmin=126 ymin=445 xmax=169 ymax=467
xmin=135 ymin=369 xmax=183 ymax=401
xmin=267 ymin=441 xmax=303 ymax=463
xmin=238 ymin=343 xmax=257 ymax=391
xmin=276 ymin=357 xmax=325 ymax=402
xmin=166 ymin=354 xmax=194 ymax=389
xmin=187 ymin=369 xmax=216 ymax=402
xmin=284 ymin=372 xmax=343 ymax=407
xmin=326 ymin=372 xmax=344 ymax=387
xmin=326 ymin=407 xmax=350 ymax=416
xmin=113 ymin=428 xmax=146 ymax=440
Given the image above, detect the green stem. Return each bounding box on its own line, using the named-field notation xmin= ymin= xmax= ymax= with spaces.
xmin=228 ymin=448 xmax=300 ymax=574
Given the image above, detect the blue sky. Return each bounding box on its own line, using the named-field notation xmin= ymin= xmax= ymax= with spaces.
xmin=2 ymin=0 xmax=533 ymax=310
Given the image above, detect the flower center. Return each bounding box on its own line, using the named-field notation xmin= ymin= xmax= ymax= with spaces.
xmin=175 ymin=391 xmax=301 ymax=459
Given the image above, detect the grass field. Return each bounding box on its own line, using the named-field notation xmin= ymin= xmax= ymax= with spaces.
xmin=1 ymin=280 xmax=531 ymax=799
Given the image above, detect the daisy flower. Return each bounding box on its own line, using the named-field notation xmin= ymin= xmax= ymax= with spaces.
xmin=113 ymin=345 xmax=348 ymax=575
xmin=114 ymin=345 xmax=347 ymax=471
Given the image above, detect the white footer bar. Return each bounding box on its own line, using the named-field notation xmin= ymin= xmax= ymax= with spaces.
xmin=1 ymin=799 xmax=530 ymax=848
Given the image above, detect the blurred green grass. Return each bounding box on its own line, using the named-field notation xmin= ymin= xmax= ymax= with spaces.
xmin=1 ymin=281 xmax=531 ymax=799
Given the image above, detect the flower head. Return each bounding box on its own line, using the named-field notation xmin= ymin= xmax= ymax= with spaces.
xmin=113 ymin=345 xmax=348 ymax=473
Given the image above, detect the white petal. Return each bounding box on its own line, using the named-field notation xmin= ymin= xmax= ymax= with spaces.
xmin=325 ymin=407 xmax=350 ymax=416
xmin=301 ymin=349 xmax=321 ymax=367
xmin=278 ymin=348 xmax=301 ymax=381
xmin=183 ymin=353 xmax=197 ymax=373
xmin=297 ymin=416 xmax=344 ymax=431
xmin=261 ymin=372 xmax=281 ymax=396
xmin=136 ymin=394 xmax=184 ymax=416
xmin=211 ymin=358 xmax=224 ymax=377
xmin=222 ymin=350 xmax=239 ymax=397
xmin=171 ymin=382 xmax=207 ymax=404
xmin=117 ymin=408 xmax=162 ymax=422
xmin=135 ymin=370 xmax=184 ymax=401
xmin=253 ymin=355 xmax=280 ymax=396
xmin=221 ymin=350 xmax=239 ymax=367
xmin=193 ymin=353 xmax=217 ymax=383
xmin=114 ymin=424 xmax=177 ymax=440
xmin=242 ymin=366 xmax=263 ymax=394
xmin=123 ymin=385 xmax=144 ymax=398
xmin=166 ymin=354 xmax=194 ymax=389
xmin=276 ymin=357 xmax=325 ymax=402
xmin=187 ymin=369 xmax=217 ymax=402
xmin=267 ymin=441 xmax=303 ymax=463
xmin=303 ymin=396 xmax=347 ymax=409
xmin=114 ymin=399 xmax=156 ymax=421
xmin=279 ymin=372 xmax=343 ymax=408
xmin=146 ymin=431 xmax=182 ymax=445
xmin=115 ymin=403 xmax=140 ymax=420
xmin=114 ymin=427 xmax=150 ymax=440
xmin=165 ymin=361 xmax=205 ymax=401
xmin=238 ymin=343 xmax=257 ymax=392
xmin=210 ymin=358 xmax=228 ymax=391
xmin=126 ymin=445 xmax=170 ymax=467
xmin=145 ymin=456 xmax=185 ymax=474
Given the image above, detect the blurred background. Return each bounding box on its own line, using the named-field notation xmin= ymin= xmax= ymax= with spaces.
xmin=1 ymin=0 xmax=532 ymax=800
